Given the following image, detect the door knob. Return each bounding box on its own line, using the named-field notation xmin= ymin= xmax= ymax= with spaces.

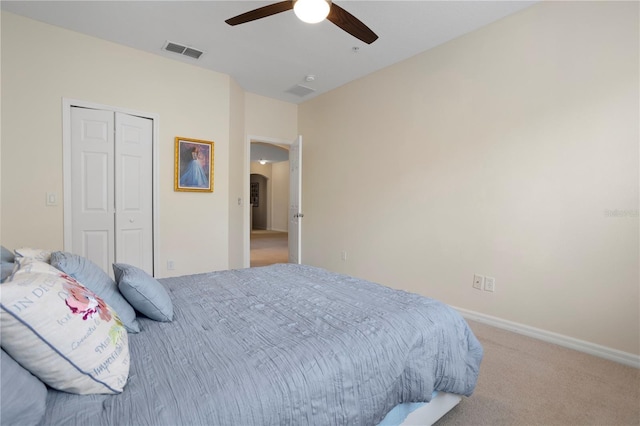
xmin=129 ymin=219 xmax=135 ymax=223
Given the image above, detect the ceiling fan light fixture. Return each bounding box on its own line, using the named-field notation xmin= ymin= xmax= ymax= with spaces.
xmin=293 ymin=0 xmax=330 ymax=24
xmin=259 ymin=159 xmax=267 ymax=165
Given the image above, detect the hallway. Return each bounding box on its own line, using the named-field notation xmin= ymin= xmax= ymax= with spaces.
xmin=250 ymin=230 xmax=288 ymax=267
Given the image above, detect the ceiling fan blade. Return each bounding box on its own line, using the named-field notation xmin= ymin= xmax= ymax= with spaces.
xmin=225 ymin=1 xmax=293 ymax=26
xmin=327 ymin=3 xmax=378 ymax=44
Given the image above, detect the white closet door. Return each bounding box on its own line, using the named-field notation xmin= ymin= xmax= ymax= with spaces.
xmin=70 ymin=107 xmax=116 ymax=273
xmin=114 ymin=112 xmax=153 ymax=274
xmin=70 ymin=107 xmax=154 ymax=276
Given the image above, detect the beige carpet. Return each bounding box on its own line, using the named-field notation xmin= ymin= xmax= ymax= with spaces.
xmin=437 ymin=320 xmax=640 ymax=426
xmin=250 ymin=230 xmax=288 ymax=267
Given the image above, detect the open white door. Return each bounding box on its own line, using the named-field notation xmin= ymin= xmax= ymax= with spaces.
xmin=288 ymin=136 xmax=302 ymax=264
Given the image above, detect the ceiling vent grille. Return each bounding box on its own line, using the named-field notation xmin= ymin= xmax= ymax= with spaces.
xmin=286 ymin=84 xmax=316 ymax=97
xmin=183 ymin=48 xmax=203 ymax=59
xmin=163 ymin=41 xmax=204 ymax=60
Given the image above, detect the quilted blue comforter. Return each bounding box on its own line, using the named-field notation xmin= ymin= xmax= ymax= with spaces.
xmin=40 ymin=264 xmax=482 ymax=425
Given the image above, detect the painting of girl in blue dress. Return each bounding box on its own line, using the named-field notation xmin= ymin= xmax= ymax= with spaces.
xmin=175 ymin=138 xmax=214 ymax=192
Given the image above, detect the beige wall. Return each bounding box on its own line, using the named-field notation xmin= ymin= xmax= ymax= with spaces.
xmin=245 ymin=93 xmax=298 ymax=141
xmin=1 ymin=12 xmax=232 ymax=277
xmin=271 ymin=161 xmax=290 ymax=232
xmin=299 ymin=1 xmax=639 ymax=355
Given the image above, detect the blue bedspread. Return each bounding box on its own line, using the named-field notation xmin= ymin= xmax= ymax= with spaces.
xmin=40 ymin=264 xmax=482 ymax=425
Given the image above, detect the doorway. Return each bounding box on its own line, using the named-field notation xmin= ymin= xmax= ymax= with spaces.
xmin=249 ymin=141 xmax=290 ymax=266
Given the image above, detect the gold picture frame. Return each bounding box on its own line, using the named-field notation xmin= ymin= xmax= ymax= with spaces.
xmin=174 ymin=137 xmax=214 ymax=192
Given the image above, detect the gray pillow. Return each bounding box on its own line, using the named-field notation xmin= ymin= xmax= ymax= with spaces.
xmin=0 ymin=246 xmax=14 ymax=263
xmin=113 ymin=263 xmax=173 ymax=322
xmin=1 ymin=349 xmax=47 ymax=426
xmin=50 ymin=251 xmax=140 ymax=333
xmin=1 ymin=246 xmax=15 ymax=280
xmin=1 ymin=262 xmax=14 ymax=282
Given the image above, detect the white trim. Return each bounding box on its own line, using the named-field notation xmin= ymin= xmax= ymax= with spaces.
xmin=454 ymin=306 xmax=640 ymax=369
xmin=62 ymin=98 xmax=160 ymax=276
xmin=244 ymin=135 xmax=295 ymax=268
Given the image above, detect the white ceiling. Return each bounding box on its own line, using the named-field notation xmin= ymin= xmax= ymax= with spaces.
xmin=1 ymin=0 xmax=537 ymax=104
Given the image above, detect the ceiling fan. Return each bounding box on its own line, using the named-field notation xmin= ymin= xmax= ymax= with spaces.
xmin=225 ymin=0 xmax=378 ymax=45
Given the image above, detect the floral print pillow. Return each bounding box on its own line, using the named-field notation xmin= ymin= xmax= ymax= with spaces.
xmin=0 ymin=259 xmax=129 ymax=394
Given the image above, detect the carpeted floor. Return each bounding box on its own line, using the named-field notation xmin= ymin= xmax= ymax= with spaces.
xmin=436 ymin=320 xmax=640 ymax=426
xmin=250 ymin=230 xmax=288 ymax=267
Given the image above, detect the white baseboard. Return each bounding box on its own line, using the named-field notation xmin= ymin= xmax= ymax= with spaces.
xmin=268 ymin=227 xmax=288 ymax=233
xmin=453 ymin=306 xmax=640 ymax=369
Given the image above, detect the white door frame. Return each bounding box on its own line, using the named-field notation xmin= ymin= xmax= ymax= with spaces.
xmin=244 ymin=135 xmax=297 ymax=268
xmin=62 ymin=98 xmax=160 ymax=276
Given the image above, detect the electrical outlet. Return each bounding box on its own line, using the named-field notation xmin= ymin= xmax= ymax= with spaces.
xmin=484 ymin=276 xmax=496 ymax=292
xmin=167 ymin=260 xmax=175 ymax=271
xmin=473 ymin=274 xmax=484 ymax=290
xmin=341 ymin=251 xmax=347 ymax=262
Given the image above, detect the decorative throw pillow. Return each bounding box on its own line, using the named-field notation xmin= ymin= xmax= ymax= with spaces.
xmin=0 ymin=261 xmax=130 ymax=395
xmin=1 ymin=349 xmax=47 ymax=426
xmin=113 ymin=263 xmax=173 ymax=322
xmin=50 ymin=251 xmax=140 ymax=333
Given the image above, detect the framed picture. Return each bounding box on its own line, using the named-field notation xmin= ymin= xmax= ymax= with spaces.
xmin=174 ymin=137 xmax=214 ymax=192
xmin=250 ymin=182 xmax=259 ymax=207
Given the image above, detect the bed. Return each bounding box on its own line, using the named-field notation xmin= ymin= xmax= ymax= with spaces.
xmin=1 ymin=248 xmax=482 ymax=426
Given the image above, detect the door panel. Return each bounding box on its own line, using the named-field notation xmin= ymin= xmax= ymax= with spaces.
xmin=120 ymin=229 xmax=144 ymax=268
xmin=71 ymin=108 xmax=115 ymax=273
xmin=82 ymin=152 xmax=109 ymax=211
xmin=83 ymin=231 xmax=111 ymax=273
xmin=115 ymin=112 xmax=153 ymax=274
xmin=121 ymin=155 xmax=142 ymax=210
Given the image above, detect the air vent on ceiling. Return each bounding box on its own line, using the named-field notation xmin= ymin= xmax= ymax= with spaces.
xmin=163 ymin=41 xmax=204 ymax=60
xmin=286 ymin=84 xmax=316 ymax=97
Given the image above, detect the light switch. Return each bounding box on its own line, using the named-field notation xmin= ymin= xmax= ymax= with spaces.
xmin=46 ymin=192 xmax=57 ymax=206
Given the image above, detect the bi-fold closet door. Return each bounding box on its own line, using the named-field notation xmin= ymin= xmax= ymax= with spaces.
xmin=69 ymin=107 xmax=153 ymax=276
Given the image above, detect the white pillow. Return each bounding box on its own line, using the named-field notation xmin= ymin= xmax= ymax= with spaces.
xmin=12 ymin=255 xmax=55 ymax=275
xmin=13 ymin=248 xmax=52 ymax=263
xmin=0 ymin=259 xmax=130 ymax=394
